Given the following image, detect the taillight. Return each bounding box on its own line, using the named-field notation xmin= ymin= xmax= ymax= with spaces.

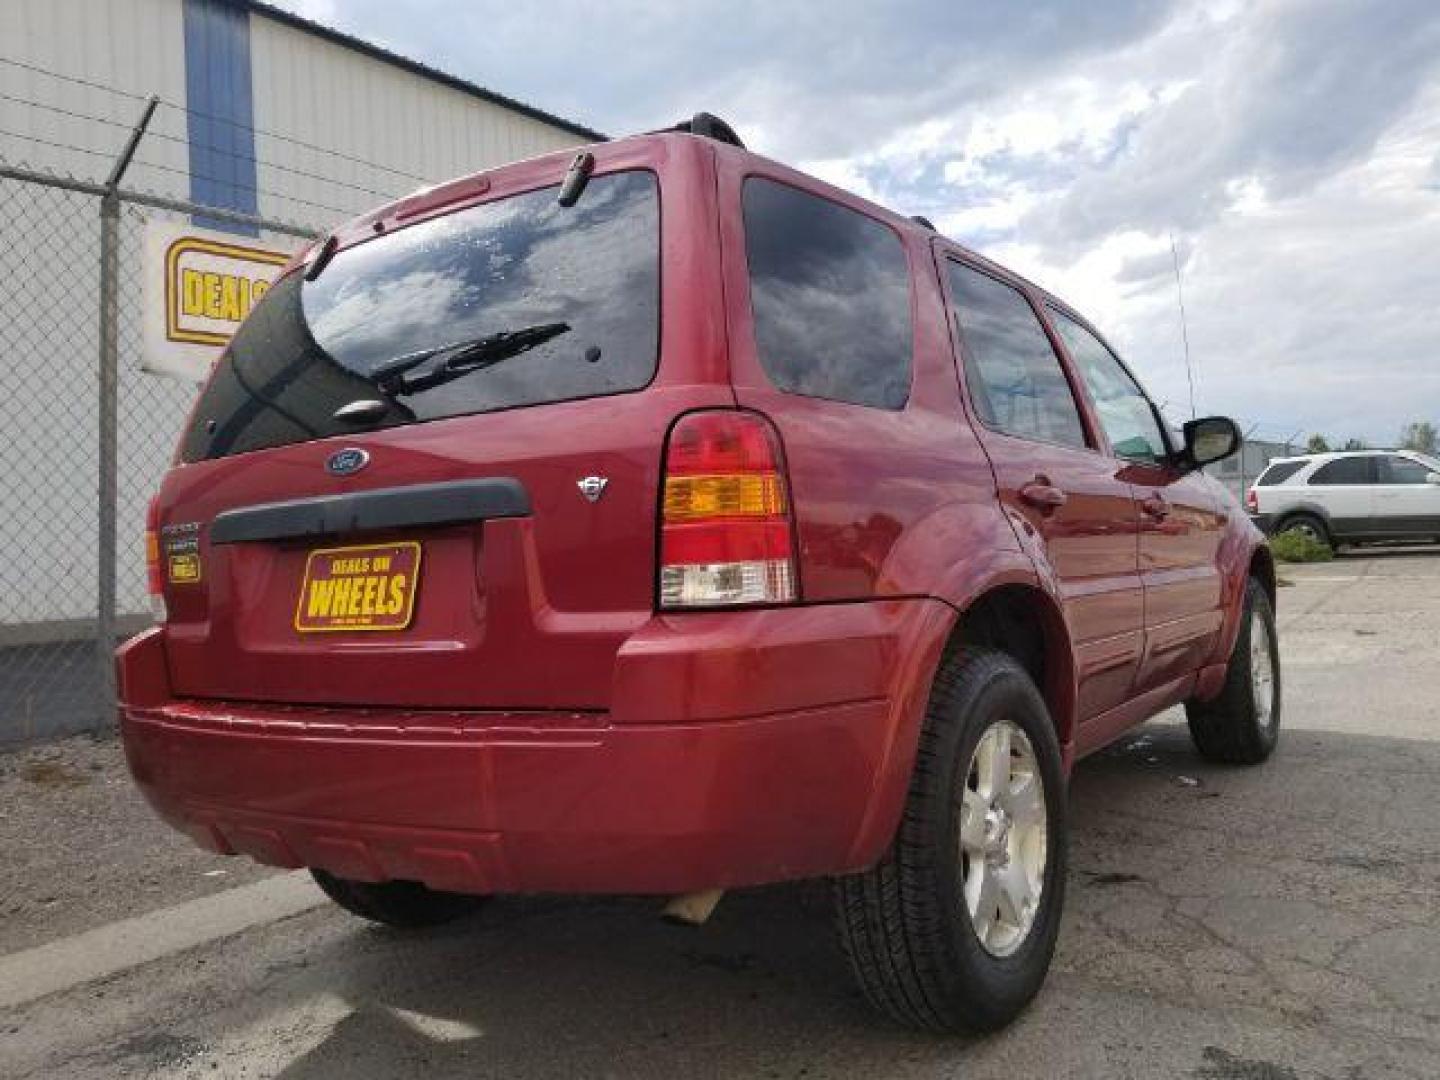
xmin=145 ymin=496 xmax=166 ymax=622
xmin=1245 ymin=488 xmax=1258 ymax=513
xmin=659 ymin=410 xmax=798 ymax=608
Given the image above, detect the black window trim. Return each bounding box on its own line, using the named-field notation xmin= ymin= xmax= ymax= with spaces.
xmin=740 ymin=171 xmax=917 ymax=411
xmin=941 ymin=252 xmax=1100 ymax=455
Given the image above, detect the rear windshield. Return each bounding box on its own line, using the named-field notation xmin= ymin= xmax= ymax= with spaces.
xmin=1256 ymin=460 xmax=1306 ymax=486
xmin=180 ymin=170 xmax=660 ymax=462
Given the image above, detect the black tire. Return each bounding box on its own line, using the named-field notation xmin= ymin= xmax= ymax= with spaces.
xmin=311 ymin=869 xmax=487 ymax=928
xmin=832 ymin=648 xmax=1067 ymax=1033
xmin=1185 ymin=577 xmax=1280 ymax=765
xmin=1276 ymin=513 xmax=1331 ymax=552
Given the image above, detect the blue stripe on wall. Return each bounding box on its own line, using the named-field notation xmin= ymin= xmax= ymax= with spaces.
xmin=182 ymin=0 xmax=259 ymax=234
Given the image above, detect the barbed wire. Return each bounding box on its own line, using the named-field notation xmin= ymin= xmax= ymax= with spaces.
xmin=0 ymin=90 xmax=409 ymax=202
xmin=0 ymin=125 xmax=121 ymax=162
xmin=0 ymin=126 xmax=361 ymax=220
xmin=0 ymin=53 xmax=436 ymax=186
xmin=154 ymin=99 xmax=432 ymax=185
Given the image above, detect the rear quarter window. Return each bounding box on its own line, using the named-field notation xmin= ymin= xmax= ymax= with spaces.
xmin=1256 ymin=461 xmax=1306 ymax=485
xmin=742 ymin=178 xmax=912 ymax=409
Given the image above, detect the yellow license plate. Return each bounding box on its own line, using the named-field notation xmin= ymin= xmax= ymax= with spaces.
xmin=294 ymin=541 xmax=421 ymax=633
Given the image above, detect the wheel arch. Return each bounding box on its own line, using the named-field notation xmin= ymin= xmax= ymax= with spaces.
xmin=943 ymin=583 xmax=1077 ymax=757
xmin=844 ymin=571 xmax=1078 ymax=870
xmin=1249 ymin=543 xmax=1277 ymax=608
xmin=1272 ymin=501 xmax=1331 ymax=533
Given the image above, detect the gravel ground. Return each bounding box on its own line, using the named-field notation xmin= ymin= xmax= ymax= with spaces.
xmin=0 ymin=732 xmax=276 ymax=954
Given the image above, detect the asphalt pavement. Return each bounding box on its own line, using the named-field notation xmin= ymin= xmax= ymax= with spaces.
xmin=2 ymin=548 xmax=1438 ymax=1078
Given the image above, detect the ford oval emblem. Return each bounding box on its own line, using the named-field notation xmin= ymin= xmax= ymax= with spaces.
xmin=326 ymin=448 xmax=370 ymax=476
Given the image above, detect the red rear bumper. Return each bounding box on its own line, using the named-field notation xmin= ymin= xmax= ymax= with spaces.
xmin=118 ymin=599 xmax=951 ymax=895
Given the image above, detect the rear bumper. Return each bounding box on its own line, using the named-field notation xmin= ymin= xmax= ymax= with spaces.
xmin=117 ymin=598 xmax=953 ymax=895
xmin=1248 ymin=512 xmax=1273 ymax=535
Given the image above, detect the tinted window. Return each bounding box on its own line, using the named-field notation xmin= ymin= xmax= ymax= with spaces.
xmin=181 ymin=171 xmax=660 ymax=462
xmin=947 ymin=263 xmax=1086 ymax=449
xmin=1310 ymin=457 xmax=1374 ymax=485
xmin=1380 ymin=456 xmax=1433 ymax=484
xmin=743 ymin=178 xmax=911 ymax=409
xmin=1257 ymin=460 xmax=1306 ymax=486
xmin=1049 ymin=309 xmax=1167 ymax=463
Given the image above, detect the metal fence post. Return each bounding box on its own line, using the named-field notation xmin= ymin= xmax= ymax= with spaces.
xmin=95 ymin=95 xmax=158 ymax=727
xmin=95 ymin=190 xmax=121 ymax=722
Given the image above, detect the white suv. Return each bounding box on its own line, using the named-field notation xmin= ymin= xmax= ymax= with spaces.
xmin=1247 ymin=450 xmax=1440 ymax=550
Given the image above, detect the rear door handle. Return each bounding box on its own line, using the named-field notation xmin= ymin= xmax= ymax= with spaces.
xmin=1141 ymin=495 xmax=1170 ymax=520
xmin=1019 ymin=480 xmax=1068 ymax=512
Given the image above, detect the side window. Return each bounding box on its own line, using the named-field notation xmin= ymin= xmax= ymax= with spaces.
xmin=1379 ymin=456 xmax=1432 ymax=484
xmin=1048 ymin=308 xmax=1168 ymax=464
xmin=946 ymin=262 xmax=1087 ymax=449
xmin=1310 ymin=457 xmax=1374 ymax=485
xmin=1257 ymin=461 xmax=1306 ymax=486
xmin=742 ymin=178 xmax=911 ymax=409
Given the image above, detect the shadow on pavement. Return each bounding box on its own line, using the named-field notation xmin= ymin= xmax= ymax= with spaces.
xmin=217 ymin=722 xmax=1438 ymax=1079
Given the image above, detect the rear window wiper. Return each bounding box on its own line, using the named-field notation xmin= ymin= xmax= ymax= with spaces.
xmin=367 ymin=322 xmax=571 ymax=396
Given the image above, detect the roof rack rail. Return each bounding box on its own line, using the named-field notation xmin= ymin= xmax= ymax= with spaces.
xmin=910 ymin=214 xmax=937 ymax=230
xmin=659 ymin=112 xmax=746 ymax=148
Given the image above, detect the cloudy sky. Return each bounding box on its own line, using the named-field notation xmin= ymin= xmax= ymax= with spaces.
xmin=274 ymin=0 xmax=1440 ymax=445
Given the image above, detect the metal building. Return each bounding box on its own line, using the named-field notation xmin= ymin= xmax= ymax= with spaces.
xmin=2 ymin=0 xmax=599 ymax=219
xmin=0 ymin=0 xmax=599 ymax=740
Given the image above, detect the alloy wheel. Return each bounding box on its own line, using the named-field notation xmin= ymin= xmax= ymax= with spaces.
xmin=958 ymin=719 xmax=1047 ymax=957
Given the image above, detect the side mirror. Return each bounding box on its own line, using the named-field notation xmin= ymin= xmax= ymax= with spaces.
xmin=1181 ymin=416 xmax=1241 ymax=470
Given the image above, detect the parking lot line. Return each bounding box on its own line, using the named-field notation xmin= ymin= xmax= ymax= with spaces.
xmin=0 ymin=871 xmax=324 ymax=1010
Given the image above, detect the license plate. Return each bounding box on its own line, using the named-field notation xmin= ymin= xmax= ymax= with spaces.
xmin=294 ymin=541 xmax=421 ymax=633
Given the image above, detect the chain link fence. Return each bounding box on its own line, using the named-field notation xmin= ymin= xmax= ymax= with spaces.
xmin=0 ymin=162 xmax=321 ymax=743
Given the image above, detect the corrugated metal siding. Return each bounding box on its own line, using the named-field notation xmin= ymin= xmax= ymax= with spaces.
xmin=1 ymin=0 xmax=592 ymax=632
xmin=247 ymin=11 xmax=584 ymax=226
xmin=0 ymin=0 xmax=190 ymax=195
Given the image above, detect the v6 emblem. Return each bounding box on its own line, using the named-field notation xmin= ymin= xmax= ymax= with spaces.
xmin=577 ymin=476 xmax=609 ymax=503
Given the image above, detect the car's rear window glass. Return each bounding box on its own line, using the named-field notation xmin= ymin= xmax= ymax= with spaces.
xmin=180 ymin=170 xmax=660 ymax=462
xmin=1309 ymin=457 xmax=1374 ymax=485
xmin=947 ymin=262 xmax=1087 ymax=450
xmin=742 ymin=178 xmax=911 ymax=409
xmin=1256 ymin=461 xmax=1306 ymax=485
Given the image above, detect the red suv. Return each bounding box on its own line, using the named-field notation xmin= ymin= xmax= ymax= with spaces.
xmin=118 ymin=114 xmax=1279 ymax=1032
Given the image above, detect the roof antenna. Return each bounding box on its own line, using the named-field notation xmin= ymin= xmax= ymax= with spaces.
xmin=1170 ymin=232 xmax=1197 ymax=419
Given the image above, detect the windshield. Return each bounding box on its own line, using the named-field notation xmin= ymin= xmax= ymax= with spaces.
xmin=180 ymin=170 xmax=660 ymax=462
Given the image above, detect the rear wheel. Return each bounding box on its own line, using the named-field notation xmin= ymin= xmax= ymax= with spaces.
xmin=311 ymin=870 xmax=487 ymax=928
xmin=1277 ymin=513 xmax=1331 ymax=552
xmin=833 ymin=648 xmax=1067 ymax=1033
xmin=1185 ymin=577 xmax=1280 ymax=765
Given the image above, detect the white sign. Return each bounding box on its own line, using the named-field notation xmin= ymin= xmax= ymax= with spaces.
xmin=142 ymin=220 xmax=299 ymax=381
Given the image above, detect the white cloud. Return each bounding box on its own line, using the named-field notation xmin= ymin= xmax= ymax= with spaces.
xmin=264 ymin=0 xmax=1440 ymax=442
